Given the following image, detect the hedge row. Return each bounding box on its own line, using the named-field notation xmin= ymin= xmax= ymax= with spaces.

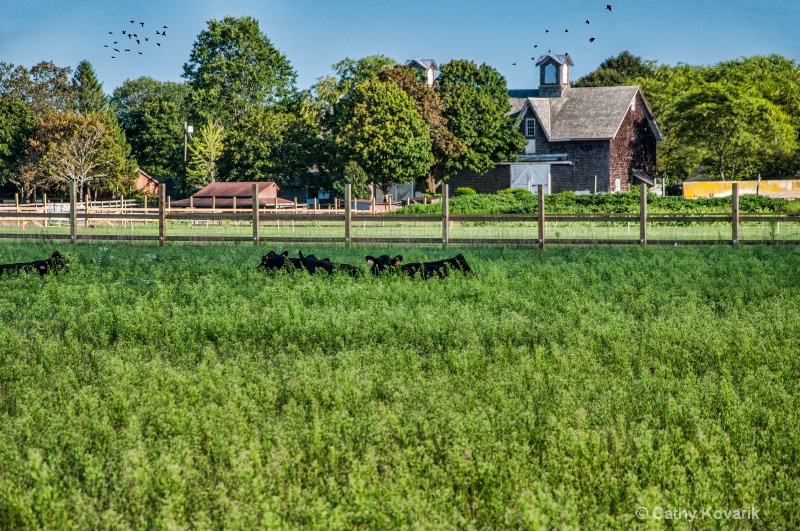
xmin=395 ymin=189 xmax=800 ymax=215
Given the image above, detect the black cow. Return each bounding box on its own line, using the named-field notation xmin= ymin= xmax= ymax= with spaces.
xmin=257 ymin=250 xmax=303 ymax=272
xmin=298 ymin=251 xmax=363 ymax=277
xmin=365 ymin=253 xmax=472 ymax=278
xmin=0 ymin=251 xmax=69 ymax=277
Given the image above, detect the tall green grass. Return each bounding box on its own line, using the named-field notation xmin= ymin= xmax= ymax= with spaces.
xmin=0 ymin=243 xmax=798 ymax=528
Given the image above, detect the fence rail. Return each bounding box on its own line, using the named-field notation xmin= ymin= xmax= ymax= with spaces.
xmin=1 ymin=183 xmax=799 ymax=247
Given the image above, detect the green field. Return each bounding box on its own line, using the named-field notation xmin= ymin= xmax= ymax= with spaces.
xmin=1 ymin=243 xmax=799 ymax=529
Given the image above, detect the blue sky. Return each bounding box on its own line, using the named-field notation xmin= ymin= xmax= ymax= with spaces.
xmin=3 ymin=0 xmax=799 ymax=95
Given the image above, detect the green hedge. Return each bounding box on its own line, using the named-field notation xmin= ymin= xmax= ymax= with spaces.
xmin=395 ymin=189 xmax=800 ymax=215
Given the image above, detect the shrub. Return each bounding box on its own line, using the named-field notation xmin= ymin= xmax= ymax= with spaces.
xmin=499 ymin=188 xmax=533 ymax=196
xmin=455 ymin=187 xmax=477 ymax=197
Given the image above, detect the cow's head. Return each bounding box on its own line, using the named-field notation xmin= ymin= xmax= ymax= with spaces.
xmin=365 ymin=254 xmax=402 ymax=275
xmin=47 ymin=251 xmax=69 ymax=275
xmin=258 ymin=250 xmax=289 ymax=271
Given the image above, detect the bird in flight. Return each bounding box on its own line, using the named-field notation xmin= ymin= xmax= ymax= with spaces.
xmin=586 ymin=20 xmax=590 ymax=24
xmin=108 ymin=31 xmax=112 ymax=34
xmin=545 ymin=29 xmax=549 ymax=33
xmin=136 ymin=39 xmax=140 ymax=44
xmin=564 ymin=29 xmax=568 ymax=32
xmin=512 ymin=63 xmax=517 ymax=66
xmin=606 ymin=4 xmax=612 ymax=10
xmin=122 ymin=30 xmax=126 ymax=34
xmin=589 ymin=37 xmax=596 ymax=42
xmin=130 ymin=20 xmax=134 ymax=23
xmin=113 ymin=48 xmax=120 ymax=52
xmin=104 ymin=45 xmax=108 ymax=47
xmin=157 ymin=43 xmax=161 ymax=46
xmin=534 ymin=44 xmax=538 ymax=48
xmin=163 ymin=25 xmax=168 ymax=28
xmin=140 ymin=22 xmax=144 ymax=27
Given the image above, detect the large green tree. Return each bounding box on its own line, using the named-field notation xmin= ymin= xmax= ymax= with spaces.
xmin=0 ymin=98 xmax=35 ymax=187
xmin=111 ymin=77 xmax=191 ymax=177
xmin=667 ymin=82 xmax=796 ymax=180
xmin=437 ymin=60 xmax=525 ymax=178
xmin=332 ymin=79 xmax=433 ymax=194
xmin=183 ymin=16 xmax=297 ymax=125
xmin=574 ymin=51 xmax=655 ymax=87
xmin=72 ymin=60 xmax=107 ymax=114
xmin=378 ymin=66 xmax=466 ymax=194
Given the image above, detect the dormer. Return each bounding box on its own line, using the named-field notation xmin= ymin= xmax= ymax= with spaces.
xmin=405 ymin=59 xmax=438 ymax=88
xmin=535 ymin=54 xmax=574 ymax=98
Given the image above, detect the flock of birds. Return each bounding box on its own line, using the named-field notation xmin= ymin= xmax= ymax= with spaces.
xmin=511 ymin=4 xmax=613 ymax=66
xmin=104 ymin=20 xmax=169 ymax=59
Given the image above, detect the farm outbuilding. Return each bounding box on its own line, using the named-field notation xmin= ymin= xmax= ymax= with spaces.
xmin=449 ymin=54 xmax=663 ymax=196
xmin=171 ymin=182 xmax=296 ymax=208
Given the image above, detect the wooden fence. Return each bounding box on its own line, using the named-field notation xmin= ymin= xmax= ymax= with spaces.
xmin=1 ymin=183 xmax=799 ymax=248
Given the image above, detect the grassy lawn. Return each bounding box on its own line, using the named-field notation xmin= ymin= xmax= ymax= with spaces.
xmin=0 ymin=243 xmax=798 ymax=528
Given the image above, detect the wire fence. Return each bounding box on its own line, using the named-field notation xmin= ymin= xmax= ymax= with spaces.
xmin=1 ymin=183 xmax=799 ymax=247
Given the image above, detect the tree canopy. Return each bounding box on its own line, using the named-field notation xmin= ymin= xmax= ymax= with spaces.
xmin=183 ymin=16 xmax=297 ymax=125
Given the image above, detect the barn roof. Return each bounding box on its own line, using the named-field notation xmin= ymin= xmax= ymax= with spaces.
xmin=193 ymin=181 xmax=278 ymax=198
xmin=404 ymin=59 xmax=438 ymax=71
xmin=513 ymin=86 xmax=663 ymax=141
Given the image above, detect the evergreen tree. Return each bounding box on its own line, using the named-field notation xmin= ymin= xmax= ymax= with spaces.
xmin=72 ymin=60 xmax=107 ymax=114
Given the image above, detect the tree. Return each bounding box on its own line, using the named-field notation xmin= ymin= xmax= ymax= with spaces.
xmin=313 ymin=55 xmax=397 ymax=118
xmin=667 ymin=83 xmax=796 ymax=180
xmin=186 ymin=121 xmax=224 ymax=191
xmin=0 ymin=98 xmax=35 ymax=187
xmin=574 ymin=51 xmax=655 ymax=87
xmin=437 ymin=60 xmax=525 ymax=178
xmin=72 ymin=60 xmax=107 ymax=114
xmin=378 ymin=66 xmax=466 ymax=194
xmin=38 ymin=112 xmax=135 ymax=202
xmin=218 ymin=107 xmax=285 ymax=182
xmin=332 ymin=79 xmax=433 ymax=194
xmin=111 ymin=77 xmax=191 ymax=177
xmin=183 ymin=16 xmax=297 ymax=124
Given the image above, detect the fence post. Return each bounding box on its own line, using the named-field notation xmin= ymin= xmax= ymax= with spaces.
xmin=538 ymin=184 xmax=545 ymax=249
xmin=252 ymin=183 xmax=260 ymax=247
xmin=233 ymin=196 xmax=237 ymax=212
xmin=14 ymin=193 xmax=19 ymax=213
xmin=212 ymin=196 xmax=216 ymax=210
xmin=639 ymin=183 xmax=647 ymax=247
xmin=189 ymin=196 xmax=194 ymax=211
xmin=442 ymin=184 xmax=449 ymax=249
xmin=158 ymin=184 xmax=166 ymax=246
xmin=43 ymin=193 xmax=47 ymax=212
xmin=344 ymin=184 xmax=352 ymax=248
xmin=732 ymin=182 xmax=739 ymax=247
xmin=69 ymin=183 xmax=77 ymax=243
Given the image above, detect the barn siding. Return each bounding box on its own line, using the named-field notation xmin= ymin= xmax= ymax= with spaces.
xmin=609 ymin=96 xmax=657 ymax=192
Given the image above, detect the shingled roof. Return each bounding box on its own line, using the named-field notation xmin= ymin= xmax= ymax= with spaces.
xmin=404 ymin=59 xmax=438 ymax=70
xmin=513 ymin=86 xmax=663 ymax=141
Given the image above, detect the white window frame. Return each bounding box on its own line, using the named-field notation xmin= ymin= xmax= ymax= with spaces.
xmin=525 ymin=118 xmax=536 ymax=138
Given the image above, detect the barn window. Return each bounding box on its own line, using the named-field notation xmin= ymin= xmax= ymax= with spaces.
xmin=545 ymin=64 xmax=556 ymax=84
xmin=525 ymin=119 xmax=536 ymax=138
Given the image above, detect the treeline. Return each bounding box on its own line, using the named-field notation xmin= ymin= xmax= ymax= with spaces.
xmin=575 ymin=51 xmax=800 ymax=182
xmin=2 ymin=18 xmax=799 ymax=204
xmin=0 ymin=16 xmax=524 ymax=202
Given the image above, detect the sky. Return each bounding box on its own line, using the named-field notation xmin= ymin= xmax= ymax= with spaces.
xmin=2 ymin=0 xmax=799 ymax=95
